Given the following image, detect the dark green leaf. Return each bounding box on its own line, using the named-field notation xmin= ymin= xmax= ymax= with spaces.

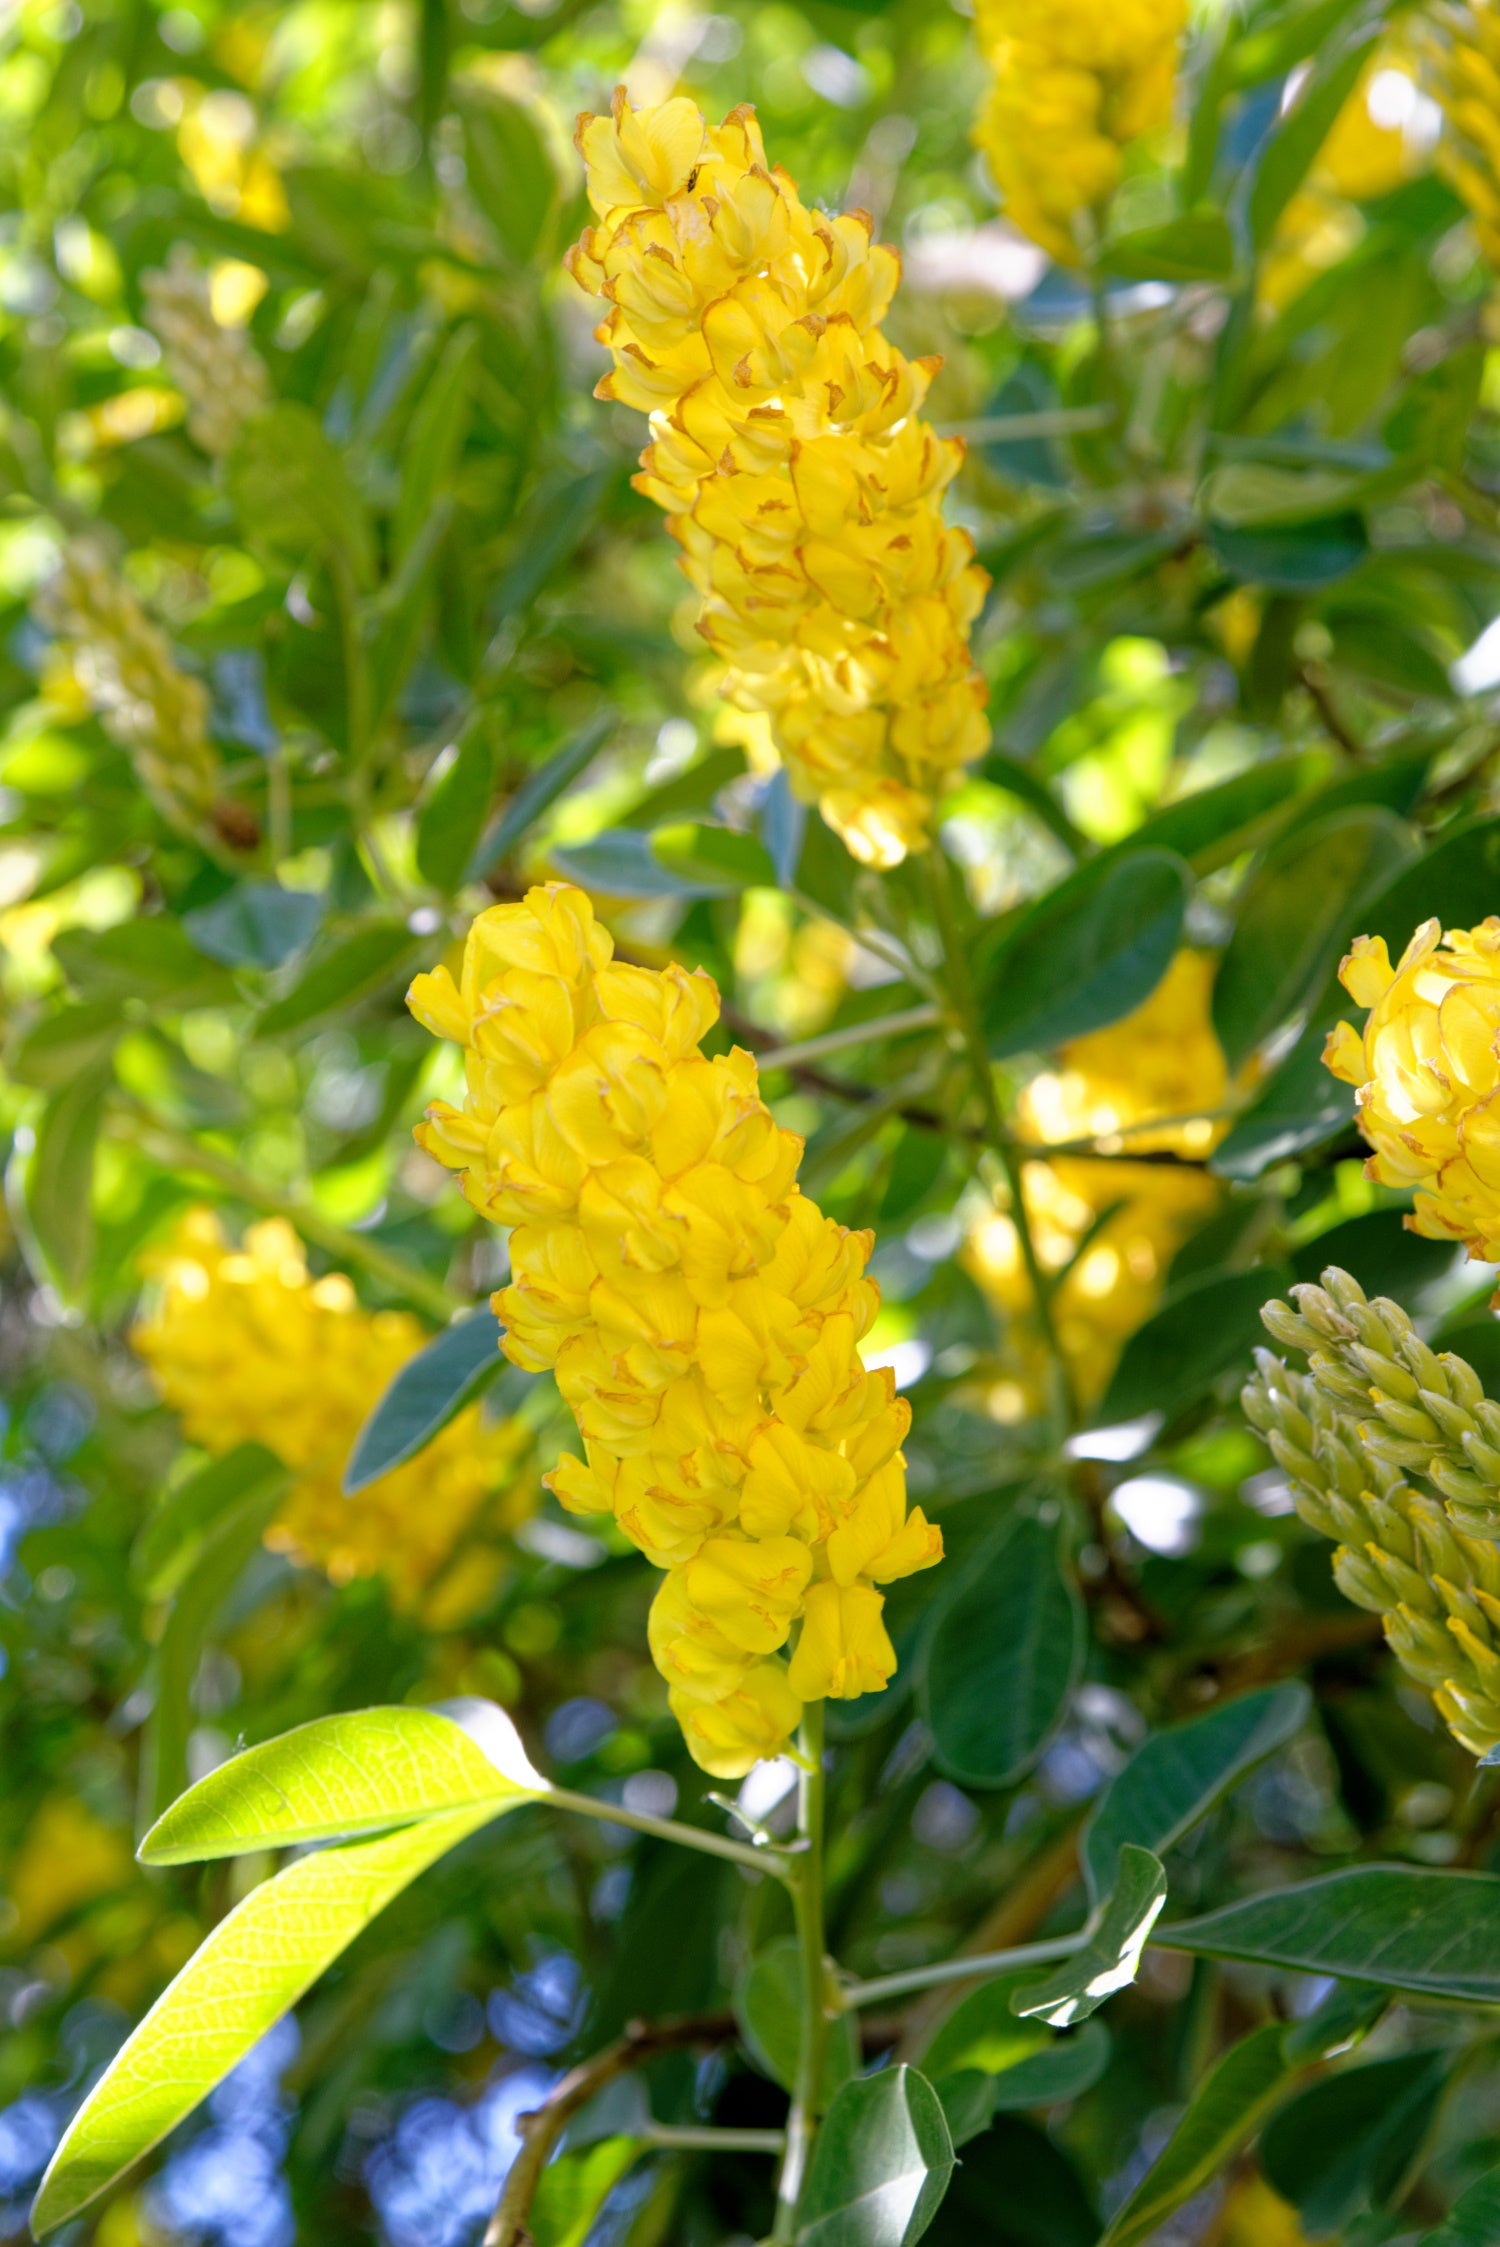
xmin=1212 ymin=807 xmax=1414 ymax=1069
xmin=226 ymin=402 xmax=374 ymax=586
xmin=1260 ymin=2049 xmax=1451 ymax=2233
xmin=878 ymin=1125 xmax=948 ymax=1224
xmin=1359 ymin=814 xmax=1500 ymax=955
xmin=1083 ymin=1684 xmax=1310 ymax=1903
xmin=182 ymin=884 xmax=323 ymax=970
xmin=922 ymin=2119 xmax=1096 ymax=2247
xmin=923 ymin=1993 xmax=1109 ymax=2110
xmin=1163 ymin=1865 xmax=1500 ymax=2000
xmin=1105 ymin=213 xmax=1235 ymax=282
xmin=1012 ymin=1847 xmax=1167 ymax=2028
xmin=344 ymin=1310 xmax=502 ymax=1492
xmin=1291 ymin=1208 xmax=1457 ymax=1298
xmin=1201 ymin=461 xmax=1374 ymax=527
xmin=1209 ymin=514 xmax=1369 ymax=590
xmin=1098 ymin=1265 xmax=1289 ymax=1424
xmin=54 ymin=919 xmax=235 ymax=1008
xmin=5 ymin=999 xmax=122 ymax=1090
xmin=457 ymin=87 xmax=559 ymax=266
xmin=25 ymin=1061 xmax=111 ymax=1297
xmin=1211 ymin=1014 xmax=1352 ymax=1180
xmin=796 ymin=2065 xmax=954 ymax=2247
xmin=550 ymin=828 xmax=738 ymax=900
xmin=256 ymin=921 xmax=417 ymax=1036
xmin=982 ymin=849 xmax=1190 ymax=1058
xmin=1100 ymin=2024 xmax=1291 ymax=2247
xmin=921 ymin=1513 xmax=1082 ymax=1789
xmin=933 ymin=2072 xmax=998 ymax=2151
xmin=1419 ymin=2168 xmax=1500 ymax=2244
xmin=417 ymin=723 xmax=494 ymax=893
xmin=469 ymin=712 xmax=616 ymax=877
xmin=652 ymin=822 xmax=778 ymax=892
xmin=1113 ymin=755 xmax=1307 ymax=874
xmin=734 ymin=1935 xmax=858 ymax=2101
xmin=133 ymin=1442 xmax=289 ymax=1602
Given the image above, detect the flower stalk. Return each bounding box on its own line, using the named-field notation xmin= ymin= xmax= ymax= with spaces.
xmin=774 ymin=1700 xmax=829 ymax=2242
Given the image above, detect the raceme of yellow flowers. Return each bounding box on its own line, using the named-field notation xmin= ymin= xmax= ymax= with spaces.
xmin=972 ymin=0 xmax=1186 ymax=265
xmin=565 ymin=92 xmax=990 ymax=871
xmin=1324 ymin=917 xmax=1500 ymax=1270
xmin=144 ymin=248 xmax=271 ymax=460
xmin=407 ymin=883 xmax=943 ymax=1777
xmin=1431 ymin=0 xmax=1500 ymax=271
xmin=967 ymin=952 xmax=1223 ymax=1414
xmin=133 ymin=1210 xmax=532 ymax=1618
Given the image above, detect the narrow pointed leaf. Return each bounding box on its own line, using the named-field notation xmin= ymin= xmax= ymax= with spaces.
xmin=133 ymin=1443 xmax=288 ymax=1601
xmin=797 ymin=2065 xmax=955 ymax=2247
xmin=344 ymin=1309 xmax=502 ymax=1491
xmin=1100 ymin=2024 xmax=1292 ymax=2247
xmin=140 ymin=1701 xmax=546 ymax=1865
xmin=1162 ymin=1866 xmax=1500 ymax=2000
xmin=469 ymin=712 xmax=615 ymax=877
xmin=31 ymin=1804 xmax=500 ymax=2234
xmin=1012 ymin=1847 xmax=1167 ymax=2028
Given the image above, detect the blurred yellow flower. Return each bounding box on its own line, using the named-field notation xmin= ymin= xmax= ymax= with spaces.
xmin=565 ymin=91 xmax=990 ymax=869
xmin=967 ymin=953 xmax=1225 ymax=1412
xmin=133 ymin=1211 xmax=532 ymax=1613
xmin=972 ymin=0 xmax=1185 ymax=264
xmin=1324 ymin=916 xmax=1500 ymax=1266
xmin=145 ymin=248 xmax=271 ymax=458
xmin=408 ymin=883 xmax=942 ymax=1775
xmin=1433 ymin=0 xmax=1500 ymax=270
xmin=6 ymin=1796 xmax=132 ymax=1946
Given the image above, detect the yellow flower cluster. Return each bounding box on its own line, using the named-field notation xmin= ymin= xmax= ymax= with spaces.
xmin=144 ymin=249 xmax=271 ymax=458
xmin=40 ymin=538 xmax=221 ymax=832
xmin=1324 ymin=917 xmax=1500 ymax=1267
xmin=407 ymin=884 xmax=942 ymax=1777
xmin=973 ymin=0 xmax=1185 ymax=265
xmin=133 ymin=1211 xmax=530 ymax=1615
xmin=1433 ymin=1 xmax=1500 ymax=269
xmin=565 ymin=92 xmax=990 ymax=870
xmin=967 ymin=953 xmax=1224 ymax=1413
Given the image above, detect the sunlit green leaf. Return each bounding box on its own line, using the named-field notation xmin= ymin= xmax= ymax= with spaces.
xmin=1012 ymin=1848 xmax=1167 ymax=2029
xmin=1164 ymin=1866 xmax=1500 ymax=1999
xmin=796 ymin=2066 xmax=955 ymax=2247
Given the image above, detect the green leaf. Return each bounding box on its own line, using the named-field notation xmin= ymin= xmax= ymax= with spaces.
xmin=550 ymin=828 xmax=740 ymax=901
xmin=796 ymin=2065 xmax=955 ymax=2247
xmin=226 ymin=401 xmax=375 ymax=585
xmin=977 ymin=749 xmax=1087 ymax=859
xmin=53 ymin=918 xmax=235 ymax=1007
xmin=1083 ymin=1684 xmax=1309 ymax=1904
xmin=921 ymin=1512 xmax=1082 ymax=1789
xmin=1209 ymin=513 xmax=1369 ymax=591
xmin=255 ymin=920 xmax=417 ymax=1036
xmin=923 ymin=1991 xmax=1110 ymax=2110
xmin=1358 ymin=813 xmax=1500 ymax=955
xmin=30 ymin=1804 xmax=501 ymax=2234
xmin=457 ymin=86 xmax=559 ymax=266
xmin=733 ymin=1935 xmax=858 ymax=2101
xmin=1248 ymin=18 xmax=1382 ymax=247
xmin=1097 ymin=1265 xmax=1289 ymax=1425
xmin=878 ymin=1124 xmax=948 ymax=1224
xmin=982 ymin=849 xmax=1189 ymax=1059
xmin=652 ymin=822 xmax=778 ymax=892
xmin=1104 ymin=213 xmax=1235 ymax=282
xmin=1201 ymin=461 xmax=1374 ymax=528
xmin=182 ymin=884 xmax=323 ymax=970
xmin=933 ymin=2072 xmax=999 ymax=2151
xmin=133 ymin=1442 xmax=289 ymax=1602
xmin=1114 ymin=755 xmax=1308 ymax=874
xmin=469 ymin=712 xmax=616 ymax=877
xmin=1011 ymin=1846 xmax=1167 ymax=2028
xmin=1419 ymin=2168 xmax=1500 ymax=2244
xmin=922 ymin=2119 xmax=1095 ymax=2247
xmin=1099 ymin=2023 xmax=1291 ymax=2247
xmin=530 ymin=2137 xmax=642 ymax=2247
xmin=980 ymin=2026 xmax=1111 ymax=2112
xmin=25 ymin=1060 xmax=111 ymax=1297
xmin=395 ymin=324 xmax=477 ymax=562
xmin=417 ymin=722 xmax=494 ymax=893
xmin=1163 ymin=1865 xmax=1500 ymax=2000
xmin=140 ymin=1700 xmax=546 ymax=1864
xmin=346 ymin=1311 xmax=503 ymax=1492
xmin=5 ymin=998 xmax=122 ymax=1090
xmin=1260 ymin=2048 xmax=1452 ymax=2234
xmin=1212 ymin=807 xmax=1414 ymax=1069
xmin=1211 ymin=1013 xmax=1352 ymax=1180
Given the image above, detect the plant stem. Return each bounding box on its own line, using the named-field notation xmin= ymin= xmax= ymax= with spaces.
xmin=110 ymin=1102 xmax=461 ymax=1325
xmin=547 ymin=1785 xmax=791 ymax=1878
xmin=840 ymin=1930 xmax=1086 ymax=2010
xmin=773 ymin=1702 xmax=829 ymax=2243
xmin=756 ymin=1004 xmax=942 ymax=1073
xmin=643 ymin=2124 xmax=785 ymax=2153
xmin=924 ymin=846 xmax=1074 ymax=1434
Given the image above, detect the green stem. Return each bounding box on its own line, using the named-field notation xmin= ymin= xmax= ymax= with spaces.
xmin=773 ymin=1702 xmax=829 ymax=2243
xmin=642 ymin=2125 xmax=785 ymax=2154
xmin=840 ymin=1930 xmax=1085 ymax=2010
xmin=756 ymin=1005 xmax=942 ymax=1074
xmin=546 ymin=1785 xmax=790 ymax=1879
xmin=111 ymin=1103 xmax=461 ymax=1325
xmin=924 ymin=847 xmax=1074 ymax=1435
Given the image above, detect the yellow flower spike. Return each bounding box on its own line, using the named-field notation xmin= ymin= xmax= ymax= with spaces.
xmin=1322 ymin=916 xmax=1500 ymax=1268
xmin=409 ymin=884 xmax=943 ymax=1773
xmin=132 ymin=1210 xmax=531 ymax=1613
xmin=1433 ymin=3 xmax=1500 ymax=272
xmin=566 ymin=91 xmax=990 ymax=867
xmin=972 ymin=0 xmax=1187 ymax=264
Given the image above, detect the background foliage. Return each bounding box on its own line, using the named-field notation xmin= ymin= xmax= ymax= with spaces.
xmin=9 ymin=0 xmax=1500 ymax=2241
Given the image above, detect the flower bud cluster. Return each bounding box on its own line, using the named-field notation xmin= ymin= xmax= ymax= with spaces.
xmin=1431 ymin=2 xmax=1500 ymax=270
xmin=39 ymin=537 xmax=220 ymax=830
xmin=144 ymin=249 xmax=271 ymax=459
xmin=133 ymin=1210 xmax=531 ymax=1616
xmin=973 ymin=0 xmax=1185 ymax=265
xmin=565 ymin=91 xmax=989 ymax=870
xmin=407 ymin=883 xmax=942 ymax=1776
xmin=1324 ymin=917 xmax=1500 ymax=1270
xmin=1246 ymin=1278 xmax=1500 ymax=1755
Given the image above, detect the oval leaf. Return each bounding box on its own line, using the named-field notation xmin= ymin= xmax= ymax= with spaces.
xmin=256 ymin=920 xmax=416 ymax=1036
xmin=139 ymin=1701 xmax=546 ymax=1865
xmin=1097 ymin=1264 xmax=1290 ymax=1426
xmin=734 ymin=1935 xmax=857 ymax=2101
xmin=1100 ymin=2023 xmax=1291 ymax=2247
xmin=1420 ymin=2168 xmax=1500 ymax=2245
xmin=921 ymin=1512 xmax=1082 ymax=1789
xmin=344 ymin=1308 xmax=502 ymax=1492
xmin=183 ymin=883 xmax=323 ymax=970
xmin=1012 ymin=1846 xmax=1167 ymax=2029
xmin=1260 ymin=2049 xmax=1452 ymax=2234
xmin=1163 ymin=1866 xmax=1500 ymax=2001
xmin=982 ymin=848 xmax=1189 ymax=1059
xmin=796 ymin=2065 xmax=955 ymax=2247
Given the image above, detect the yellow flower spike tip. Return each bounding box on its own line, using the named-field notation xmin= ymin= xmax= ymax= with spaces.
xmin=143 ymin=248 xmax=272 ymax=459
xmin=564 ymin=90 xmax=990 ymax=869
xmin=1324 ymin=917 xmax=1500 ymax=1269
xmin=972 ymin=0 xmax=1187 ymax=264
xmin=132 ymin=1210 xmax=531 ymax=1613
xmin=966 ymin=952 xmax=1224 ymax=1414
xmin=407 ymin=883 xmax=943 ymax=1777
xmin=1432 ymin=0 xmax=1500 ymax=272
